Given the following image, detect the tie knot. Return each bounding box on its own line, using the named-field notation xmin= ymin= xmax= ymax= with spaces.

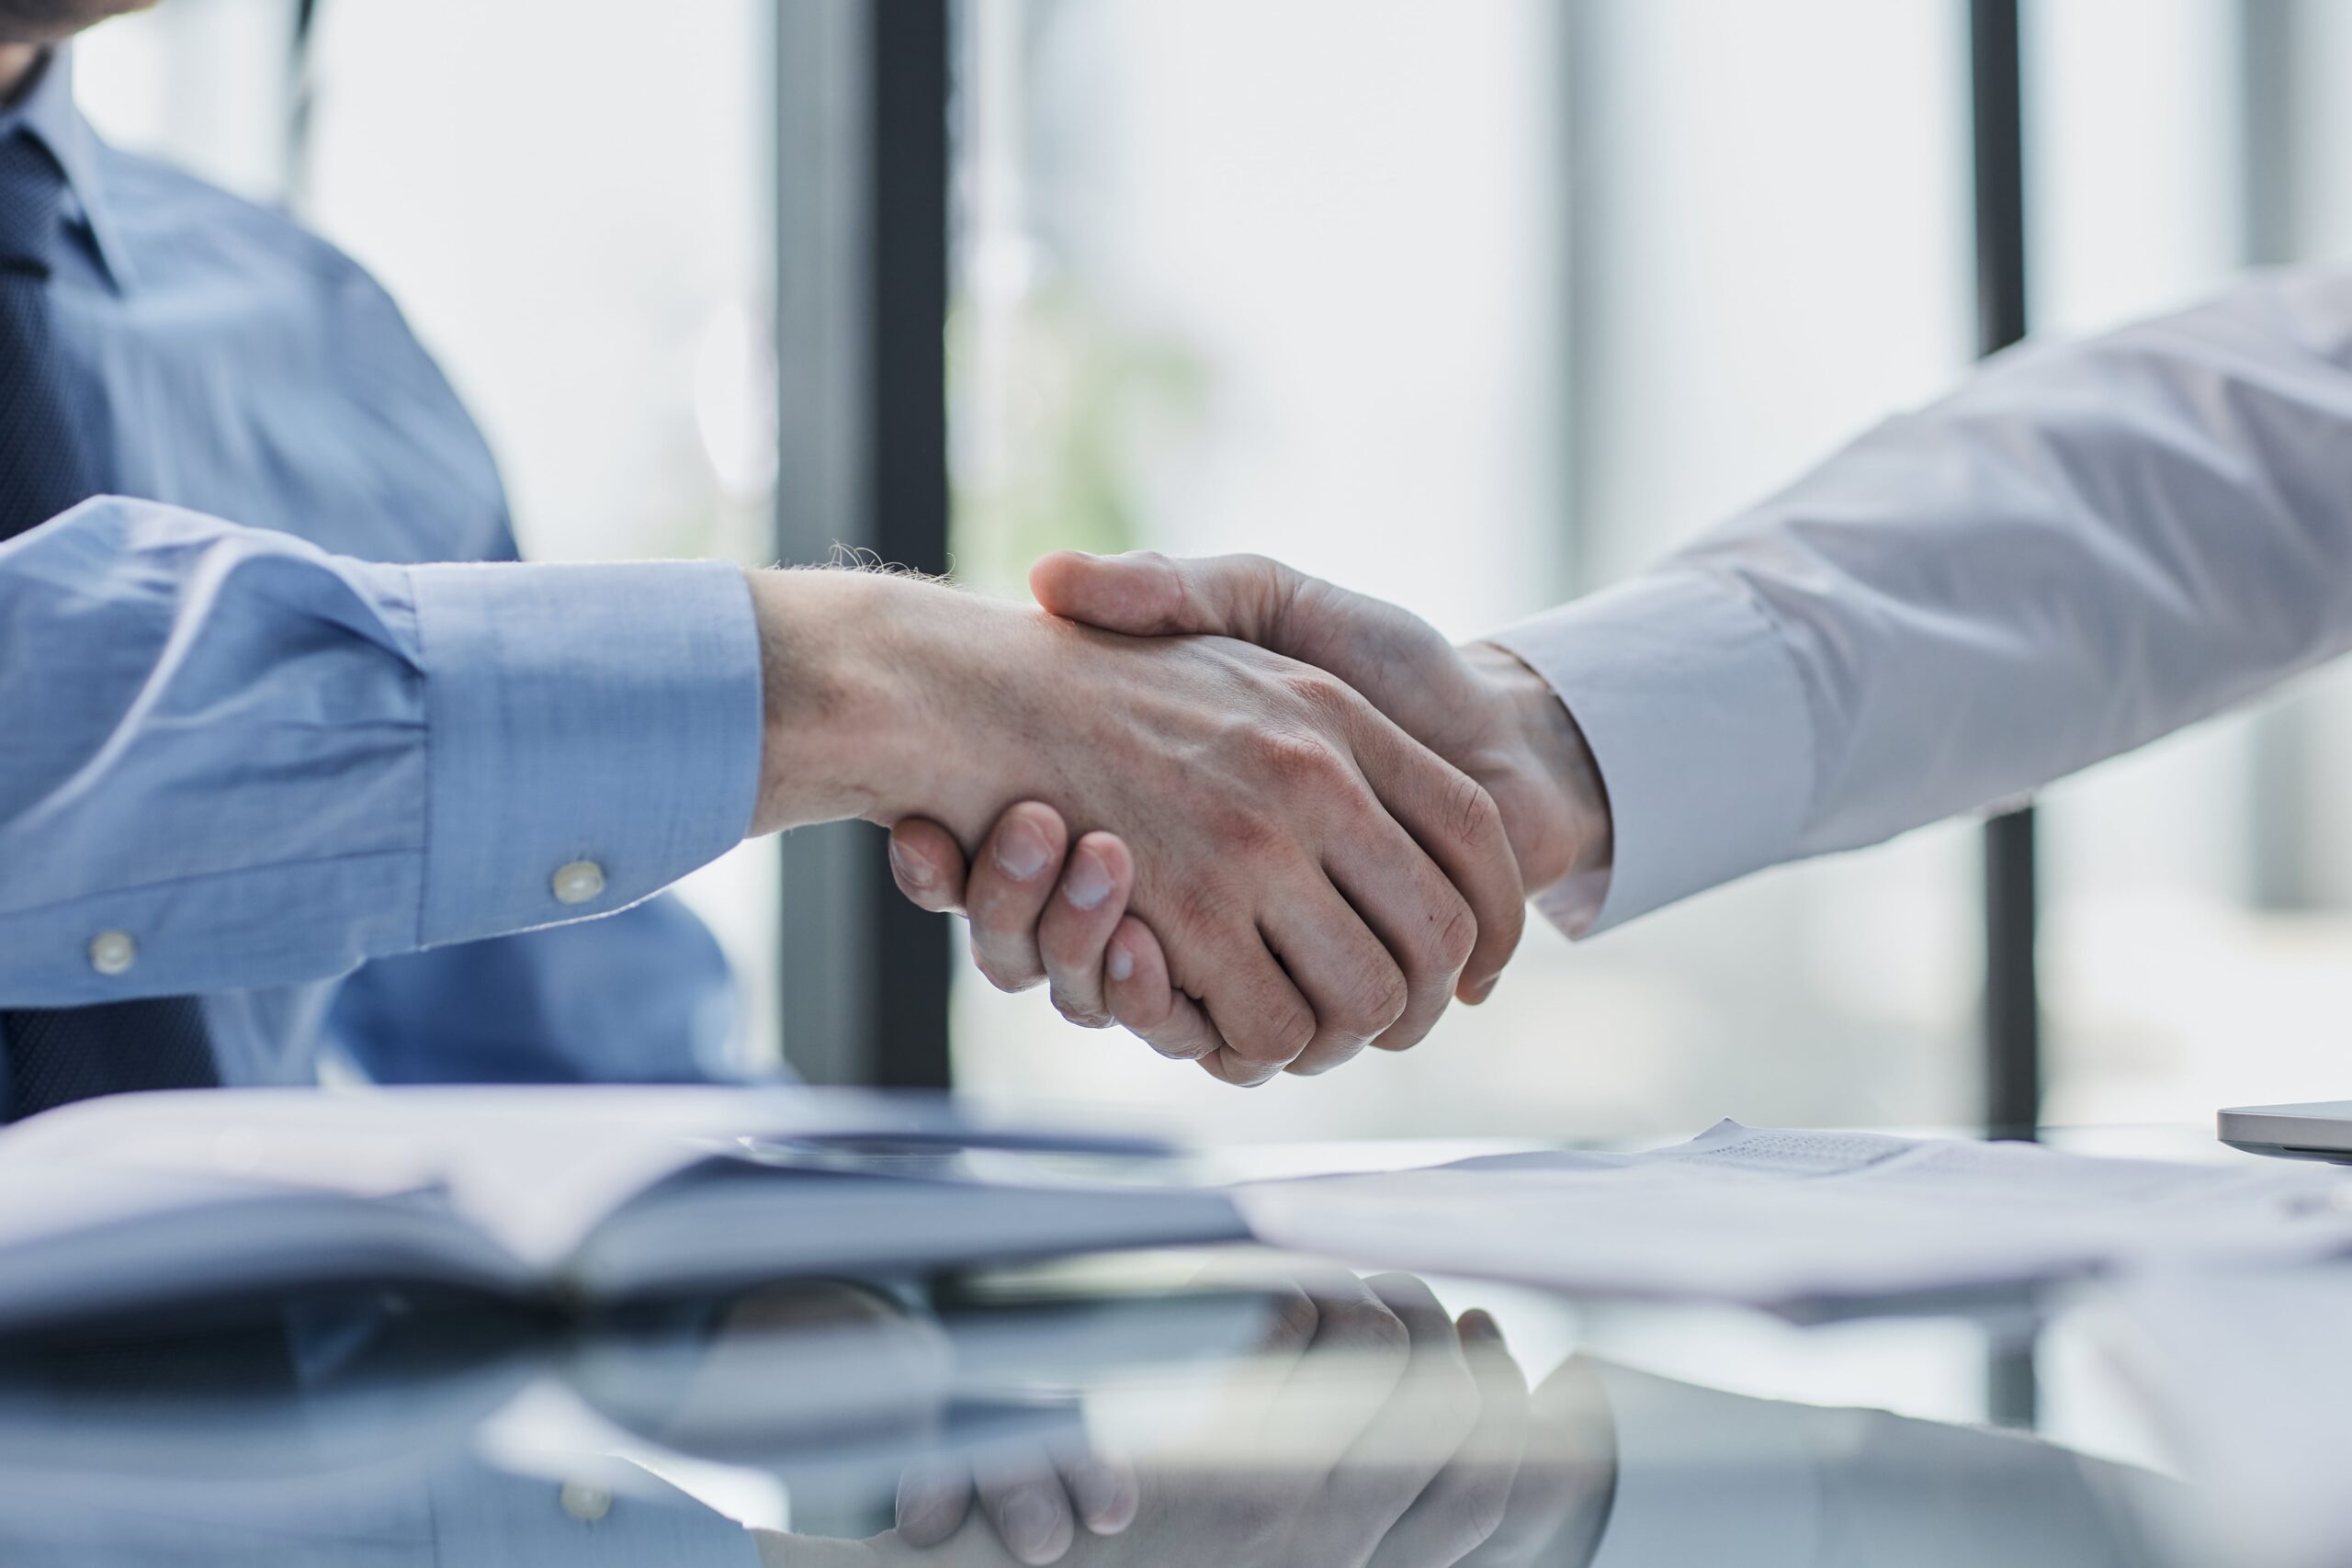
xmin=0 ymin=130 xmax=68 ymax=273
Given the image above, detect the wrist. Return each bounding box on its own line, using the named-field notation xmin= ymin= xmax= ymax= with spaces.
xmin=744 ymin=568 xmax=937 ymax=835
xmin=1460 ymin=641 xmax=1613 ymax=896
xmin=746 ymin=568 xmax=1061 ymax=840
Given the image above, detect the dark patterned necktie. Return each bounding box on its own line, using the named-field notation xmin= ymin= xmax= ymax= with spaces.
xmin=0 ymin=128 xmax=217 ymax=1119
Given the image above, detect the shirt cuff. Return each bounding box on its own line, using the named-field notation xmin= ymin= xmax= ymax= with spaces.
xmin=1487 ymin=570 xmax=1815 ymax=935
xmin=408 ymin=560 xmax=763 ymax=948
xmin=1584 ymin=1360 xmax=1824 ymax=1568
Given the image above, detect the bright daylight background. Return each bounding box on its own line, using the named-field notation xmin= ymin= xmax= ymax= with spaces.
xmin=72 ymin=0 xmax=2352 ymax=1151
xmin=948 ymin=0 xmax=2352 ymax=1152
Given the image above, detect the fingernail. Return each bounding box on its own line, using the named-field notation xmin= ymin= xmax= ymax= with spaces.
xmin=1062 ymin=847 xmax=1114 ymax=910
xmin=1106 ymin=942 xmax=1135 ymax=983
xmin=1004 ymin=1492 xmax=1057 ymax=1562
xmin=1458 ymin=1308 xmax=1504 ymax=1345
xmin=888 ymin=837 xmax=933 ymax=889
xmin=1068 ymin=1460 xmax=1134 ymax=1534
xmin=995 ymin=818 xmax=1052 ymax=881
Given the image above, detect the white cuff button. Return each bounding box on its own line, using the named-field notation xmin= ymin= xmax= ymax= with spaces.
xmin=87 ymin=931 xmax=137 ymax=976
xmin=559 ymin=1481 xmax=614 ymax=1521
xmin=551 ymin=860 xmax=607 ymax=906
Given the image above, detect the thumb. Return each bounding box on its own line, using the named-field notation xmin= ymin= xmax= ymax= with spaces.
xmin=1029 ymin=550 xmax=1299 ymax=645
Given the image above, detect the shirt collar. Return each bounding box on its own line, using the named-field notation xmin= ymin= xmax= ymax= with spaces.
xmin=1 ymin=45 xmax=130 ymax=288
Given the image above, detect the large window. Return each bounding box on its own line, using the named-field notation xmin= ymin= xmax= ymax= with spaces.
xmin=947 ymin=0 xmax=1981 ymax=1141
xmin=2025 ymin=0 xmax=2352 ymax=1130
xmin=944 ymin=0 xmax=2352 ymax=1145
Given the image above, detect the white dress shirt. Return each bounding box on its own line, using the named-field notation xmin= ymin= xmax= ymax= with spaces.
xmin=1494 ymin=266 xmax=2352 ymax=934
xmin=1581 ymin=1361 xmax=2173 ymax=1568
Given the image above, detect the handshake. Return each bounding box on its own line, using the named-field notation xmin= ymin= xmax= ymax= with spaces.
xmin=747 ymin=551 xmax=1613 ymax=1085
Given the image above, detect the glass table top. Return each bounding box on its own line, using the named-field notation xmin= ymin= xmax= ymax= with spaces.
xmin=0 ymin=1125 xmax=2336 ymax=1567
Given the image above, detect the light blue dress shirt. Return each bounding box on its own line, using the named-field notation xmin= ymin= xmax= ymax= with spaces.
xmin=1495 ymin=265 xmax=2352 ymax=936
xmin=0 ymin=52 xmax=769 ymax=1093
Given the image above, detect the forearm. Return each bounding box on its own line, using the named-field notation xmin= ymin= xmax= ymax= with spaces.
xmin=0 ymin=499 xmax=760 ymax=1004
xmin=1498 ymin=265 xmax=2352 ymax=931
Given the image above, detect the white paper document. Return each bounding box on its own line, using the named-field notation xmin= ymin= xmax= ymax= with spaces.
xmin=1236 ymin=1121 xmax=2352 ymax=1313
xmin=0 ymin=1086 xmax=1248 ymax=1332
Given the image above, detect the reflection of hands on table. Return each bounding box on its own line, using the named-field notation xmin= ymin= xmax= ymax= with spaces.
xmin=753 ymin=1270 xmax=1618 ymax=1568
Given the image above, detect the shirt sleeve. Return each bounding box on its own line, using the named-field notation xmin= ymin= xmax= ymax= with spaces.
xmin=1494 ymin=265 xmax=2352 ymax=934
xmin=1580 ymin=1360 xmax=1824 ymax=1568
xmin=328 ymin=894 xmax=762 ymax=1087
xmin=0 ymin=1452 xmax=766 ymax=1567
xmin=0 ymin=496 xmax=763 ymax=1005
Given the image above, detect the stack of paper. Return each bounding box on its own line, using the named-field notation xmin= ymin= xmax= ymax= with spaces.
xmin=1236 ymin=1120 xmax=2352 ymax=1314
xmin=0 ymin=1087 xmax=1248 ymax=1333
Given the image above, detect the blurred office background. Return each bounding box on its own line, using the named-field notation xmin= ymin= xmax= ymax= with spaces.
xmin=72 ymin=0 xmax=2352 ymax=1146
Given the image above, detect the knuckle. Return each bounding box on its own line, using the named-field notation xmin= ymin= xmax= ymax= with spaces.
xmin=1145 ymin=1026 xmax=1208 ymax=1060
xmin=1281 ymin=667 xmax=1354 ymax=717
xmin=1248 ymin=728 xmax=1348 ymax=789
xmin=1230 ymin=1010 xmax=1313 ymax=1073
xmin=1130 ymin=999 xmax=1194 ymax=1048
xmin=1204 ymin=800 xmax=1285 ymax=860
xmin=1328 ymin=1300 xmax=1412 ymax=1361
xmin=1134 ymin=994 xmax=1215 ymax=1058
xmin=1052 ymin=993 xmax=1112 ymax=1029
xmin=970 ymin=951 xmax=1038 ymax=994
xmin=1445 ymin=769 xmax=1506 ymax=852
xmin=1167 ymin=874 xmax=1244 ymax=945
xmin=1340 ymin=965 xmax=1410 ymax=1039
xmin=1231 ymin=551 xmax=1298 ymax=626
xmin=1210 ymin=1050 xmax=1277 ymax=1088
xmin=1250 ymin=998 xmax=1317 ymax=1065
xmin=1285 ymin=1036 xmax=1367 ymax=1077
xmin=1267 ymin=1291 xmax=1321 ymax=1346
xmin=1430 ymin=896 xmax=1479 ymax=975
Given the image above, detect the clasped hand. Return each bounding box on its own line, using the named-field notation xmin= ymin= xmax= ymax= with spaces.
xmin=747 ymin=561 xmax=1572 ymax=1083
xmin=864 ymin=552 xmax=1612 ymax=1083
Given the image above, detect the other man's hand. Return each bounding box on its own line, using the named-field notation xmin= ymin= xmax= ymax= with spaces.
xmin=1027 ymin=551 xmax=1611 ymax=927
xmin=888 ymin=802 xmax=1192 ymax=1065
xmin=764 ymin=1271 xmax=1605 ymax=1568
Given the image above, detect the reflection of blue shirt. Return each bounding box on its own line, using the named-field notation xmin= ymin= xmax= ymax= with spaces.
xmin=0 ymin=51 xmax=771 ymax=1093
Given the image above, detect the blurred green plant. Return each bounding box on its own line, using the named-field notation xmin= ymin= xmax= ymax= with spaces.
xmin=948 ymin=281 xmax=1212 ymax=598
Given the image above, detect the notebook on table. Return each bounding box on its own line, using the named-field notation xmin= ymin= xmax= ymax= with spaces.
xmin=0 ymin=1086 xmax=1247 ymax=1334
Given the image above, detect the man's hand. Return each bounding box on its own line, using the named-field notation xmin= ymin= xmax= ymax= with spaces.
xmin=1026 ymin=552 xmax=1611 ymax=910
xmin=743 ymin=568 xmax=1524 ymax=1082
